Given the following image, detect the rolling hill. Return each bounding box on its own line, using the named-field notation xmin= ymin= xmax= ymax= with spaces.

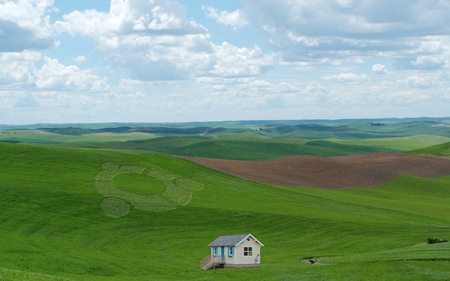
xmin=0 ymin=142 xmax=449 ymax=280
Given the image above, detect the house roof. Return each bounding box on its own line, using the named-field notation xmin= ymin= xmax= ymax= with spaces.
xmin=208 ymin=234 xmax=264 ymax=247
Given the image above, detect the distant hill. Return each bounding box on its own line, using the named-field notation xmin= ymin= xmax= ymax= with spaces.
xmin=1 ymin=118 xmax=450 ymax=160
xmin=408 ymin=141 xmax=450 ymax=157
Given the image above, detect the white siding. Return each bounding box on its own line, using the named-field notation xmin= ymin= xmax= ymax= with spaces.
xmin=235 ymin=236 xmax=261 ymax=265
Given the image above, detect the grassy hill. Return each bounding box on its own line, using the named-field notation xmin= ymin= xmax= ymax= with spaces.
xmin=2 ymin=118 xmax=450 ymax=160
xmin=0 ymin=142 xmax=449 ymax=280
xmin=408 ymin=141 xmax=450 ymax=157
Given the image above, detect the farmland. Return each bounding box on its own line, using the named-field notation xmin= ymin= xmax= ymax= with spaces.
xmin=0 ymin=118 xmax=449 ymax=280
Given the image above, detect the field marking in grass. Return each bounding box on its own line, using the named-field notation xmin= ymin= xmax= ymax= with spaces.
xmin=94 ymin=162 xmax=203 ymax=216
xmin=147 ymin=168 xmax=203 ymax=205
xmin=101 ymin=197 xmax=130 ymax=217
xmin=0 ymin=267 xmax=73 ymax=281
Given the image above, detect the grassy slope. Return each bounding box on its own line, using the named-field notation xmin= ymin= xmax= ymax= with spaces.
xmin=0 ymin=143 xmax=449 ymax=280
xmin=333 ymin=135 xmax=450 ymax=151
xmin=3 ymin=119 xmax=450 ymax=161
xmin=0 ymin=130 xmax=157 ymax=144
xmin=257 ymin=121 xmax=450 ymax=139
xmin=81 ymin=137 xmax=394 ymax=161
xmin=408 ymin=141 xmax=450 ymax=157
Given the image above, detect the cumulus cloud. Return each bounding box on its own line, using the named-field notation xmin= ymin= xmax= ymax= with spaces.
xmin=0 ymin=52 xmax=107 ymax=91
xmin=196 ymin=77 xmax=332 ymax=111
xmin=73 ymin=56 xmax=86 ymax=64
xmin=241 ymin=0 xmax=450 ymax=64
xmin=409 ymin=56 xmax=445 ymax=70
xmin=0 ymin=0 xmax=55 ymax=51
xmin=403 ymin=75 xmax=438 ymax=89
xmin=322 ymin=73 xmax=370 ymax=84
xmin=56 ymin=0 xmax=272 ymax=81
xmin=0 ymin=51 xmax=40 ymax=85
xmin=372 ymin=64 xmax=388 ymax=74
xmin=35 ymin=57 xmax=108 ymax=90
xmin=211 ymin=43 xmax=272 ymax=77
xmin=203 ymin=6 xmax=248 ymax=28
xmin=118 ymin=78 xmax=143 ymax=90
xmin=56 ymin=0 xmax=205 ymax=37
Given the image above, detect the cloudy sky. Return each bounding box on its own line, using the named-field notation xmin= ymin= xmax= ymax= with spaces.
xmin=1 ymin=0 xmax=450 ymax=124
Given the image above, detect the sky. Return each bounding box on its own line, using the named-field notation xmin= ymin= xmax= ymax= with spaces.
xmin=1 ymin=0 xmax=450 ymax=124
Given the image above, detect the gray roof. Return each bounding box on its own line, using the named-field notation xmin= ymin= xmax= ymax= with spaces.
xmin=208 ymin=234 xmax=264 ymax=247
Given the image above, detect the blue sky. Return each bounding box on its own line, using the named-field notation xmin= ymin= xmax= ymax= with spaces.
xmin=1 ymin=0 xmax=450 ymax=124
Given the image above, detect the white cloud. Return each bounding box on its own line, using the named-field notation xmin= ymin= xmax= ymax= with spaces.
xmin=56 ymin=0 xmax=205 ymax=36
xmin=73 ymin=56 xmax=86 ymax=64
xmin=0 ymin=52 xmax=107 ymax=92
xmin=118 ymin=78 xmax=143 ymax=90
xmin=0 ymin=0 xmax=55 ymax=51
xmin=211 ymin=43 xmax=273 ymax=77
xmin=203 ymin=6 xmax=248 ymax=28
xmin=402 ymin=75 xmax=438 ymax=89
xmin=0 ymin=51 xmax=40 ymax=85
xmin=410 ymin=56 xmax=445 ymax=70
xmin=196 ymin=77 xmax=332 ymax=111
xmin=372 ymin=64 xmax=388 ymax=75
xmin=35 ymin=57 xmax=108 ymax=90
xmin=56 ymin=0 xmax=272 ymax=81
xmin=241 ymin=0 xmax=450 ymax=65
xmin=322 ymin=73 xmax=370 ymax=84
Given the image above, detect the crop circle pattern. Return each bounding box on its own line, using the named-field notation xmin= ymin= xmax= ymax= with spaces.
xmin=94 ymin=162 xmax=203 ymax=216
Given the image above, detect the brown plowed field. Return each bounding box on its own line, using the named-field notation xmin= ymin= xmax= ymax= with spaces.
xmin=180 ymin=153 xmax=450 ymax=189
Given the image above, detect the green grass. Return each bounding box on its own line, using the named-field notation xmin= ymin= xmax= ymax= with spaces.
xmin=94 ymin=163 xmax=177 ymax=213
xmin=0 ymin=267 xmax=74 ymax=281
xmin=113 ymin=173 xmax=166 ymax=195
xmin=0 ymin=130 xmax=157 ymax=144
xmin=162 ymin=139 xmax=391 ymax=160
xmin=0 ymin=142 xmax=449 ymax=280
xmin=146 ymin=167 xmax=203 ymax=206
xmin=333 ymin=135 xmax=450 ymax=151
xmin=3 ymin=119 xmax=450 ymax=161
xmin=100 ymin=197 xmax=130 ymax=217
xmin=257 ymin=121 xmax=450 ymax=139
xmin=408 ymin=141 xmax=450 ymax=157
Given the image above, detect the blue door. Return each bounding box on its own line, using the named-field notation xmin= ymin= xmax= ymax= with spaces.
xmin=220 ymin=246 xmax=225 ymax=262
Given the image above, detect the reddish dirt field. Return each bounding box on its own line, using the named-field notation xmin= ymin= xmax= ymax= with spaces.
xmin=180 ymin=153 xmax=450 ymax=189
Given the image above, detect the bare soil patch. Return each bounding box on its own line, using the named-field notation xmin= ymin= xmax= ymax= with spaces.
xmin=180 ymin=153 xmax=450 ymax=189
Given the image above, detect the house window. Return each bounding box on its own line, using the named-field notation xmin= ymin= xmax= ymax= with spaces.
xmin=212 ymin=247 xmax=218 ymax=256
xmin=244 ymin=247 xmax=253 ymax=256
xmin=228 ymin=246 xmax=234 ymax=257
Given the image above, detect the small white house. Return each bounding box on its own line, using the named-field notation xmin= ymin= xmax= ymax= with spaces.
xmin=201 ymin=234 xmax=264 ymax=270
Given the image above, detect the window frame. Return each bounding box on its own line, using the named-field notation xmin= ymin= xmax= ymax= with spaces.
xmin=228 ymin=246 xmax=234 ymax=257
xmin=243 ymin=246 xmax=253 ymax=257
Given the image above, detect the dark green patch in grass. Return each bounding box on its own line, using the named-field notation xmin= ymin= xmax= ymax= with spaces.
xmin=113 ymin=173 xmax=166 ymax=195
xmin=427 ymin=238 xmax=448 ymax=244
xmin=305 ymin=140 xmax=391 ymax=155
xmin=166 ymin=139 xmax=390 ymax=160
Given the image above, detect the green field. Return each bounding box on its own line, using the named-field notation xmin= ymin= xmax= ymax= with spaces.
xmin=2 ymin=118 xmax=450 ymax=160
xmin=0 ymin=119 xmax=449 ymax=280
xmin=409 ymin=141 xmax=450 ymax=157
